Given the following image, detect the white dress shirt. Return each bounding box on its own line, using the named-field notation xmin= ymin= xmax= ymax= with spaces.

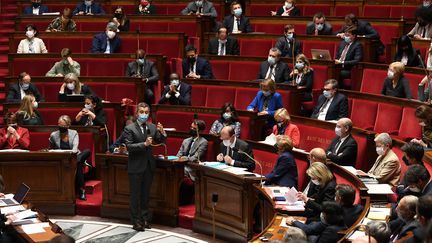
xmin=317 ymin=97 xmax=334 ymax=121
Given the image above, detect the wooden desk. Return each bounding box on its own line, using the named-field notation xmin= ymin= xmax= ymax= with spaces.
xmin=96 ymin=153 xmax=186 ymax=227
xmin=0 ymin=152 xmax=77 ymax=215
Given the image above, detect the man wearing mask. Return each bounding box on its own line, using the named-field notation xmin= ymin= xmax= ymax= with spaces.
xmin=7 ymin=72 xmax=45 ymax=103
xmin=0 ymin=113 xmax=30 ymax=150
xmin=311 ymin=79 xmax=348 ymax=121
xmin=177 ymin=120 xmax=208 ymax=162
xmin=182 ymin=44 xmax=214 ymax=79
xmin=136 ymin=0 xmax=156 ymax=15
xmin=326 ymin=118 xmax=358 ymax=167
xmin=306 ymin=12 xmax=333 ymax=36
xmin=335 ymin=26 xmax=363 ymax=84
xmin=180 ymin=0 xmax=217 ymax=17
xmin=126 ymin=49 xmax=160 ymax=104
xmin=73 ymin=0 xmax=105 ymax=15
xmin=158 ymin=73 xmax=191 ymax=105
xmin=46 ymin=48 xmax=81 ymax=77
xmin=216 ymin=126 xmax=255 ymax=172
xmin=389 ymin=195 xmax=420 ymax=242
xmin=407 ymin=6 xmax=432 ymax=40
xmin=23 ymin=0 xmax=49 ymax=15
xmin=257 ymin=47 xmax=290 ymax=83
xmin=91 ymin=22 xmax=121 ymax=53
xmin=223 ymin=1 xmax=252 ymax=34
xmin=124 ymin=102 xmax=167 ymax=231
xmin=207 ymin=27 xmax=239 ymax=56
xmin=275 ymin=24 xmax=302 ymax=58
xmin=404 ymin=165 xmax=432 ymax=196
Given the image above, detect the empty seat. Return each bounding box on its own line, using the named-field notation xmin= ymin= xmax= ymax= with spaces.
xmin=239 ymin=39 xmax=273 ymax=57
xmin=374 ymin=103 xmax=403 ymax=134
xmin=398 ymin=107 xmax=422 ymax=140
xmin=360 ymin=68 xmax=387 ymax=94
xmin=191 ymin=85 xmax=208 ymax=107
xmin=205 ymin=86 xmax=235 ymax=108
xmin=350 ymin=99 xmax=378 ymax=130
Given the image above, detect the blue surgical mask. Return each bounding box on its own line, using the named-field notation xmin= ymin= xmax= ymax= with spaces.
xmin=170 ymin=79 xmax=179 ymax=86
xmin=267 ymin=56 xmax=276 ymax=65
xmin=233 ymin=8 xmax=242 ymax=17
xmin=137 ymin=58 xmax=144 ymax=65
xmin=316 ymin=23 xmax=324 ymax=31
xmin=323 ymin=90 xmax=332 ymax=98
xmin=295 ymin=62 xmax=304 ymax=70
xmin=262 ymin=90 xmax=271 ymax=97
xmin=21 ymin=83 xmax=30 ymax=90
xmin=344 ymin=36 xmax=352 ymax=43
xmin=222 ymin=112 xmax=231 ymax=120
xmin=137 ymin=113 xmax=149 ymax=123
xmin=286 ymin=33 xmax=294 ymax=40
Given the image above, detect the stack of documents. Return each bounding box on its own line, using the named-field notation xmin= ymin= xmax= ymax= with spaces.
xmin=367 ymin=206 xmax=391 ymax=220
xmin=365 ymin=184 xmax=394 ymax=195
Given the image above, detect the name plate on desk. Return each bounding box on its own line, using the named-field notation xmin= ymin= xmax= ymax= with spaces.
xmin=0 ymin=149 xmax=29 ymax=153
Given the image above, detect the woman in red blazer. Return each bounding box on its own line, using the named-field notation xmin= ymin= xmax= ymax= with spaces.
xmin=0 ymin=112 xmax=30 ymax=150
xmin=272 ymin=108 xmax=300 ymax=147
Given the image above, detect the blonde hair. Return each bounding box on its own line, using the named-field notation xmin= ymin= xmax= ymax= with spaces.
xmin=296 ymin=54 xmax=312 ymax=74
xmin=389 ymin=61 xmax=405 ymax=76
xmin=260 ymin=79 xmax=276 ymax=92
xmin=58 ymin=115 xmax=72 ymax=127
xmin=277 ymin=135 xmax=293 ymax=152
xmin=64 ymin=73 xmax=82 ymax=94
xmin=274 ymin=108 xmax=291 ymax=122
xmin=307 ymin=162 xmax=333 ymax=185
xmin=17 ymin=94 xmax=35 ymax=119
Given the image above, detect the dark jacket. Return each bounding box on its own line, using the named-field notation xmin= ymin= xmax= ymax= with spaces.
xmin=276 ymin=6 xmax=300 ymax=16
xmin=223 ymin=15 xmax=252 ymax=33
xmin=265 ymin=151 xmax=298 ymax=188
xmin=58 ymin=84 xmax=95 ymax=102
xmin=292 ymin=220 xmax=346 ymax=243
xmin=393 ymin=48 xmax=423 ymax=68
xmin=311 ymin=92 xmax=349 ymax=121
xmin=16 ymin=109 xmax=44 ymax=126
xmin=326 ymin=134 xmax=358 ymax=167
xmin=289 ymin=69 xmax=314 ymax=101
xmin=381 ymin=76 xmax=413 ymax=99
xmin=73 ymin=2 xmax=105 ymax=15
xmin=257 ymin=60 xmax=290 ymax=83
xmin=343 ymin=204 xmax=364 ymax=227
xmin=136 ymin=5 xmax=156 ymax=15
xmin=126 ymin=59 xmax=160 ymax=85
xmin=336 ymin=20 xmax=384 ymax=54
xmin=182 ymin=56 xmax=214 ymax=79
xmin=74 ymin=108 xmax=107 ymax=127
xmin=90 ymin=32 xmax=121 ymax=53
xmin=275 ymin=36 xmax=303 ymax=58
xmin=305 ymin=179 xmax=337 ymax=221
xmin=219 ymin=138 xmax=255 ymax=171
xmin=306 ymin=22 xmax=333 ymax=35
xmin=6 ymin=83 xmax=45 ymax=103
xmin=389 ymin=218 xmax=421 ymax=242
xmin=23 ymin=5 xmax=49 ymax=15
xmin=208 ymin=37 xmax=240 ymax=55
xmin=158 ymin=82 xmax=192 ymax=105
xmin=335 ymin=40 xmax=362 ymax=70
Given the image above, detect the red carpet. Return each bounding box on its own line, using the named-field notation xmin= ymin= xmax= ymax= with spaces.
xmin=179 ymin=204 xmax=195 ymax=230
xmin=76 ymin=181 xmax=103 ymax=217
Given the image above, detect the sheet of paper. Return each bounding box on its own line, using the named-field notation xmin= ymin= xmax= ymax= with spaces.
xmin=279 ymin=217 xmax=289 ymax=228
xmin=259 ymin=133 xmax=277 ymax=146
xmin=12 ymin=218 xmax=39 ymax=226
xmin=202 ymin=162 xmax=230 ymax=170
xmin=366 ymin=184 xmax=394 ymax=194
xmin=285 ymin=187 xmax=298 ymax=204
xmin=48 ymin=149 xmax=74 ymax=153
xmin=21 ymin=223 xmax=48 ymax=234
xmin=292 ymin=148 xmax=308 ymax=154
xmin=14 ymin=209 xmax=38 ymax=221
xmin=348 ymin=230 xmax=366 ymax=240
xmin=0 ymin=205 xmax=25 ymax=215
xmin=340 ymin=166 xmax=357 ymax=175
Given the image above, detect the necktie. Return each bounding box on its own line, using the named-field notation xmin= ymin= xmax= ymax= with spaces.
xmin=422 ymin=27 xmax=427 ymax=38
xmin=340 ymin=43 xmax=351 ymax=62
xmin=28 ymin=41 xmax=34 ymax=53
xmin=219 ymin=43 xmax=225 ymax=55
xmin=266 ymin=65 xmax=274 ymax=79
xmin=236 ymin=19 xmax=240 ymax=31
xmin=185 ymin=139 xmax=194 ymax=156
xmin=319 ymin=99 xmax=329 ymax=112
xmin=105 ymin=38 xmax=111 ymax=53
xmin=226 ymin=146 xmax=230 ymax=157
xmin=334 ymin=139 xmax=342 ymax=154
xmin=86 ymin=6 xmax=90 ymax=13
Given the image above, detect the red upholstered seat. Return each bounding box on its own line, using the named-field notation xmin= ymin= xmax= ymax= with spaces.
xmin=299 ymin=4 xmax=331 ymax=16
xmin=252 ymin=149 xmax=278 ymax=175
xmin=249 ymin=4 xmax=280 ymax=16
xmin=209 ymin=60 xmax=230 ymax=80
xmin=404 ymin=73 xmax=424 ymax=100
xmin=374 ymin=103 xmax=403 ymax=135
xmin=278 ymin=90 xmax=289 ymax=109
xmin=253 ymin=23 xmax=283 ymax=35
xmin=424 ymin=161 xmax=432 ymax=176
xmin=302 ymin=41 xmax=336 ymax=59
xmin=295 ymin=123 xmax=333 ymax=151
xmin=169 ymin=23 xmax=197 ymax=37
xmin=398 ymin=107 xmax=422 ymax=140
xmin=104 ymin=82 xmax=138 ymax=103
xmin=390 ymin=6 xmax=416 ymax=18
xmin=334 ymin=5 xmax=360 ymax=17
xmin=234 ymin=87 xmax=259 ymax=110
xmin=37 ymin=108 xmax=78 ymax=125
xmin=360 ymin=68 xmax=387 ymax=94
xmin=191 ymin=85 xmax=207 ymax=106
xmin=195 ymin=113 xmax=221 ymax=134
xmin=28 ymin=132 xmax=50 ymax=151
xmin=131 ymin=22 xmax=167 ymax=32
xmin=393 ymin=145 xmax=407 ymax=182
xmin=374 ymin=25 xmax=400 ymax=46
xmin=353 ymin=134 xmax=370 ymax=172
xmin=229 ymin=61 xmax=261 ymax=81
xmin=156 ymin=111 xmax=194 ymax=132
xmin=238 ymin=116 xmax=251 ymax=140
xmin=152 ymin=137 xmax=184 ymax=157
xmin=239 ymin=39 xmax=273 ymax=56
xmin=205 ymin=86 xmax=235 ymax=107
xmin=296 ymin=158 xmax=309 ymax=191
xmin=362 ymin=5 xmax=391 ymax=18
xmin=350 ymin=99 xmax=378 ymax=130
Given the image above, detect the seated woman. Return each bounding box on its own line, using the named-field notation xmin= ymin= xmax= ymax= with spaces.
xmin=0 ymin=112 xmax=30 ymax=150
xmin=393 ymin=35 xmax=422 ymax=67
xmin=264 ymin=135 xmax=298 ymax=188
xmin=209 ymin=103 xmax=241 ymax=138
xmin=17 ymin=24 xmax=48 ymax=53
xmin=49 ymin=115 xmax=91 ymax=200
xmin=74 ymin=95 xmax=107 ymax=127
xmin=418 ymin=67 xmax=432 ymax=102
xmin=58 ymin=73 xmax=95 ymax=102
xmin=412 ymin=105 xmax=432 ymax=148
xmin=111 ymin=7 xmax=130 ymax=32
xmin=381 ymin=62 xmax=412 ymax=99
xmin=46 ymin=8 xmax=76 ymax=32
xmin=272 ymin=108 xmax=300 ymax=147
xmin=368 ymin=132 xmax=401 ymax=186
xmin=297 ymin=162 xmax=336 ymax=222
xmin=271 ymin=0 xmax=300 ymax=16
xmin=16 ymin=94 xmax=44 ymax=126
xmin=136 ymin=0 xmax=156 ymax=15
xmin=289 ymin=54 xmax=314 ymax=101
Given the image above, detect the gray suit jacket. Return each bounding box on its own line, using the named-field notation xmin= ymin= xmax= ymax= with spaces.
xmin=49 ymin=129 xmax=79 ymax=152
xmin=176 ymin=136 xmax=208 ymax=162
xmin=124 ymin=121 xmax=167 ymax=174
xmin=180 ymin=1 xmax=217 ymax=17
xmin=125 ymin=59 xmax=159 ymax=85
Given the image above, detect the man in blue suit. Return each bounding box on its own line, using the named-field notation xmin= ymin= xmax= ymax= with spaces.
xmin=23 ymin=0 xmax=49 ymax=15
xmin=182 ymin=44 xmax=214 ymax=79
xmin=158 ymin=73 xmax=192 ymax=105
xmin=73 ymin=0 xmax=105 ymax=15
xmin=90 ymin=22 xmax=121 ymax=53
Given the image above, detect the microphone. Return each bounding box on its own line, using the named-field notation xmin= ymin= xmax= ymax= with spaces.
xmin=211 ymin=192 xmax=218 ymax=242
xmin=136 ymin=27 xmax=141 ymax=50
xmin=212 ymin=192 xmax=218 ymax=206
xmin=231 ymin=147 xmax=264 ymax=187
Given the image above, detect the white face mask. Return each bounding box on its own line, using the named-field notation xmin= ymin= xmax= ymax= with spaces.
xmin=32 ymin=101 xmax=38 ymax=109
xmin=409 ymin=186 xmax=421 ymax=193
xmin=320 ymin=212 xmax=327 ymax=224
xmin=387 ymin=70 xmax=395 ymax=79
xmin=419 ymin=122 xmax=426 ymax=127
xmin=26 ymin=30 xmax=35 ymax=39
xmin=66 ymin=83 xmax=75 ymax=90
xmin=335 ymin=127 xmax=342 ymax=137
xmin=284 ymin=2 xmax=292 ymax=8
xmin=84 ymin=104 xmax=92 ymax=110
xmin=376 ymin=146 xmax=385 ymax=156
xmin=222 ymin=139 xmax=231 ymax=147
xmin=323 ymin=90 xmax=332 ymax=99
xmin=311 ymin=179 xmax=320 ymax=185
xmin=316 ymin=23 xmax=324 ymax=31
xmin=267 ymin=56 xmax=276 ymax=65
xmin=106 ymin=30 xmax=116 ymax=39
xmin=170 ymin=79 xmax=179 ymax=86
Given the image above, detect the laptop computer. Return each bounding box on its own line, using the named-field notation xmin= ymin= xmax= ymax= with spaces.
xmin=0 ymin=183 xmax=30 ymax=206
xmin=66 ymin=94 xmax=85 ymax=102
xmin=311 ymin=49 xmax=332 ymax=61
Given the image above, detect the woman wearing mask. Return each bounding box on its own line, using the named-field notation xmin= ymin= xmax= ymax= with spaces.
xmin=49 ymin=115 xmax=91 ymax=200
xmin=272 ymin=108 xmax=300 ymax=147
xmin=17 ymin=24 xmax=48 ymax=53
xmin=74 ymin=95 xmax=106 ymax=127
xmin=393 ymin=35 xmax=422 ymax=67
xmin=136 ymin=0 xmax=156 ymax=15
xmin=381 ymin=62 xmax=412 ymax=99
xmin=289 ymin=54 xmax=314 ymax=101
xmin=271 ymin=0 xmax=300 ymax=16
xmin=412 ymin=105 xmax=432 ymax=148
xmin=16 ymin=94 xmax=44 ymax=126
xmin=58 ymin=73 xmax=95 ymax=102
xmin=111 ymin=7 xmax=130 ymax=32
xmin=367 ymin=133 xmax=401 ymax=186
xmin=46 ymin=8 xmax=76 ymax=32
xmin=0 ymin=112 xmax=30 ymax=150
xmin=210 ymin=103 xmax=241 ymax=137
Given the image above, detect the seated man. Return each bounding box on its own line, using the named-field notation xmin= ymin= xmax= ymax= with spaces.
xmin=311 ymin=79 xmax=348 ymax=121
xmin=126 ymin=49 xmax=160 ymax=104
xmin=180 ymin=0 xmax=217 ymax=17
xmin=177 ymin=119 xmax=208 ymax=162
xmin=309 ymin=147 xmax=327 ymax=164
xmin=257 ymin=47 xmax=290 ymax=83
xmin=389 ymin=195 xmax=420 ymax=242
xmin=216 ymin=126 xmax=255 ymax=171
xmin=208 ymin=27 xmax=239 ymax=56
xmin=326 ymin=118 xmax=358 ymax=167
xmin=406 ymin=194 xmax=432 ymax=243
xmin=158 ymin=73 xmax=191 ymax=105
xmin=335 ymin=184 xmax=363 ymax=227
xmin=90 ymin=22 xmax=121 ymax=54
xmin=6 ymin=72 xmax=45 ymax=103
xmin=404 ymin=164 xmax=432 ymax=196
xmin=0 ymin=113 xmax=30 ymax=150
xmin=23 ymin=0 xmax=49 ymax=15
xmin=223 ymin=1 xmax=252 ymax=34
xmin=46 ymin=48 xmax=80 ymax=77
xmin=182 ymin=44 xmax=214 ymax=79
xmin=73 ymin=0 xmax=105 ymax=15
xmin=306 ymin=12 xmax=333 ymax=36
xmin=335 ymin=26 xmax=363 ymax=83
xmin=275 ymin=24 xmax=303 ymax=58
xmin=401 ymin=142 xmax=425 ymax=166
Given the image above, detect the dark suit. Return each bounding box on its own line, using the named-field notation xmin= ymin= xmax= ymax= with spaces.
xmin=158 ymin=82 xmax=191 ymax=105
xmin=124 ymin=121 xmax=166 ymax=225
xmin=23 ymin=5 xmax=49 ymax=15
xmin=311 ymin=93 xmax=349 ymax=121
xmin=289 ymin=70 xmax=314 ymax=101
xmin=257 ymin=61 xmax=290 ymax=83
xmin=276 ymin=6 xmax=300 ymax=16
xmin=292 ymin=220 xmax=346 ymax=243
xmin=305 ymin=179 xmax=337 ymax=221
xmin=207 ymin=37 xmax=240 ymax=55
xmin=126 ymin=59 xmax=160 ymax=104
xmin=58 ymin=84 xmax=95 ymax=102
xmin=6 ymin=83 xmax=45 ymax=103
xmin=343 ymin=204 xmax=363 ymax=227
xmin=223 ymin=15 xmax=252 ymax=33
xmin=336 ymin=20 xmax=384 ymax=55
xmin=219 ymin=138 xmax=255 ymax=172
xmin=74 ymin=108 xmax=107 ymax=127
xmin=182 ymin=56 xmax=214 ymax=79
xmin=393 ymin=49 xmax=422 ymax=68
xmin=73 ymin=2 xmax=105 ymax=15
xmin=306 ymin=22 xmax=333 ymax=35
xmin=326 ymin=134 xmax=358 ymax=167
xmin=264 ymin=151 xmax=298 ymax=188
xmin=381 ymin=76 xmax=413 ymax=99
xmin=136 ymin=5 xmax=156 ymax=15
xmin=335 ymin=40 xmax=362 ymax=81
xmin=180 ymin=0 xmax=217 ymax=17
xmin=389 ymin=218 xmax=420 ymax=242
xmin=422 ymin=180 xmax=432 ymax=195
xmin=90 ymin=32 xmax=121 ymax=53
xmin=275 ymin=36 xmax=303 ymax=58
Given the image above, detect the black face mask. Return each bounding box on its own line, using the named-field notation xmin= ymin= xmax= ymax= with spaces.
xmin=188 ymin=57 xmax=196 ymax=63
xmin=189 ymin=128 xmax=198 ymax=137
xmin=59 ymin=126 xmax=68 ymax=133
xmin=419 ymin=21 xmax=427 ymax=26
xmin=32 ymin=2 xmax=41 ymax=8
xmin=114 ymin=13 xmax=123 ymax=19
xmin=402 ymin=156 xmax=410 ymax=166
xmin=9 ymin=124 xmax=17 ymax=129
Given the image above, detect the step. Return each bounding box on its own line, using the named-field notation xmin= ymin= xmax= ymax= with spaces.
xmin=178 ymin=204 xmax=195 ymax=230
xmin=84 ymin=180 xmax=102 ymax=195
xmin=75 ymin=188 xmax=102 ymax=217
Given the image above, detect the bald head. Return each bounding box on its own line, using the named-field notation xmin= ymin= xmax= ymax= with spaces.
xmin=336 ymin=118 xmax=353 ymax=137
xmin=310 ymin=148 xmax=327 ymax=163
xmin=220 ymin=126 xmax=235 ymax=141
